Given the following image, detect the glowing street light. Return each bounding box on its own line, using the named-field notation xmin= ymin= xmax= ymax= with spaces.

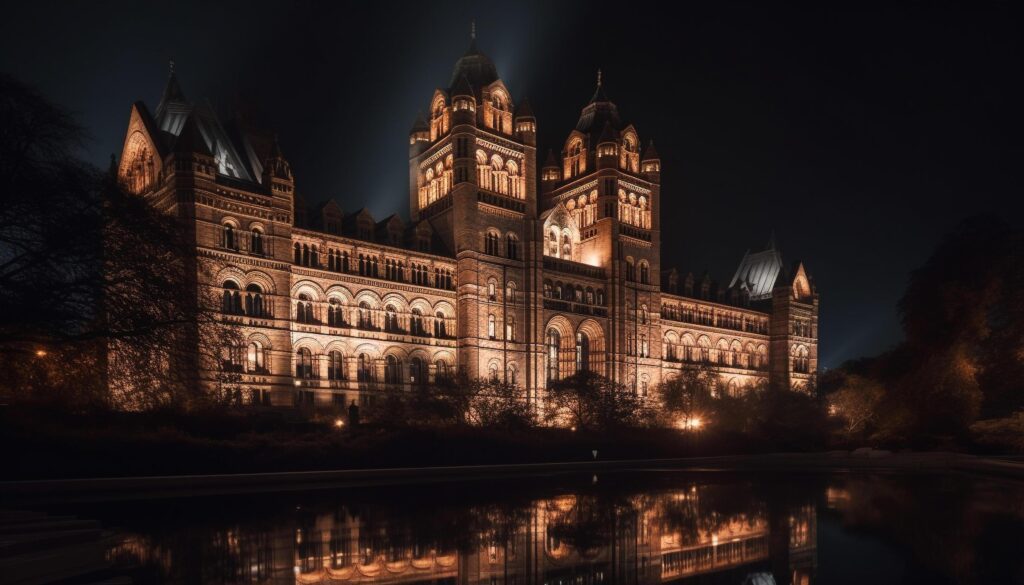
xmin=333 ymin=418 xmax=345 ymax=428
xmin=35 ymin=349 xmax=47 ymax=358
xmin=677 ymin=416 xmax=704 ymax=431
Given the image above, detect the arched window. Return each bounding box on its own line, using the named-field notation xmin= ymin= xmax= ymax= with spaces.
xmin=224 ymin=224 xmax=237 ymax=250
xmin=246 ymin=341 xmax=266 ymax=374
xmin=358 ymin=353 xmax=373 ymax=382
xmin=543 ymin=281 xmax=553 ymax=297
xmin=546 ymin=328 xmax=561 ymax=381
xmin=596 ymin=289 xmax=605 ymax=305
xmin=488 ymin=363 xmax=499 ymax=382
xmin=505 ymin=281 xmax=517 ymax=303
xmin=487 ymin=280 xmax=497 ymax=301
xmin=411 ymin=308 xmax=425 ymax=336
xmin=505 ymin=316 xmax=515 ymax=341
xmin=385 ymin=355 xmax=402 ymax=384
xmin=625 ymin=259 xmax=636 ymax=282
xmin=640 ymin=305 xmax=648 ymax=324
xmin=410 ymin=357 xmax=425 ymax=385
xmin=506 ymin=234 xmax=519 ymax=259
xmin=639 ymin=262 xmax=649 ymax=284
xmin=245 ymin=284 xmax=264 ymax=317
xmin=435 ymin=311 xmax=447 ymax=338
xmin=327 ymin=350 xmax=344 ymax=381
xmin=222 ymin=281 xmax=242 ymax=314
xmin=295 ymin=348 xmax=314 ymax=379
xmin=485 ymin=231 xmax=500 ymax=255
xmin=487 ymin=314 xmax=496 ymax=339
xmin=561 ymin=234 xmax=571 ymax=258
xmin=358 ymin=301 xmax=372 ymax=329
xmin=507 ymin=364 xmax=518 ymax=386
xmin=296 ymin=293 xmax=315 ymax=324
xmin=385 ymin=304 xmax=400 ymax=332
xmin=293 ymin=243 xmax=301 ymax=264
xmin=301 ymin=244 xmax=310 ymax=267
xmin=328 ymin=298 xmax=344 ymax=327
xmin=250 ymin=229 xmax=263 ymax=255
xmin=435 ymin=360 xmax=449 ymax=381
xmin=575 ymin=332 xmax=590 ymax=373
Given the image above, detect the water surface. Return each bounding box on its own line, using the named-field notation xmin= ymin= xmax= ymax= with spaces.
xmin=39 ymin=471 xmax=1024 ymax=584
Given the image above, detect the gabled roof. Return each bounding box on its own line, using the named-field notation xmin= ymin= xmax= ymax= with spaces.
xmin=172 ymin=114 xmax=211 ymax=156
xmin=729 ymin=240 xmax=784 ymax=300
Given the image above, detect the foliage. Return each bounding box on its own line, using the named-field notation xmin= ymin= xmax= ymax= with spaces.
xmin=970 ymin=412 xmax=1024 ymax=453
xmin=544 ymin=371 xmax=646 ymax=431
xmin=0 ymin=73 xmax=240 ymax=412
xmin=656 ymin=362 xmax=716 ymax=428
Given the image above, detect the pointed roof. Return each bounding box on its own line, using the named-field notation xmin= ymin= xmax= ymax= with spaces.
xmin=450 ymin=74 xmax=475 ymax=99
xmin=172 ymin=114 xmax=211 ymax=156
xmin=576 ymin=71 xmax=623 ymax=144
xmin=642 ymin=139 xmax=659 ymax=160
xmin=409 ymin=111 xmax=429 ymax=134
xmin=448 ymin=23 xmax=499 ymax=93
xmin=156 ymin=61 xmax=187 ymax=118
xmin=597 ymin=120 xmax=617 ymax=144
xmin=543 ymin=149 xmax=559 ymax=168
xmin=514 ymin=97 xmax=534 ymax=118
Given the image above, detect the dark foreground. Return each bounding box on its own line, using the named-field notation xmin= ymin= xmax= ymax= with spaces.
xmin=3 ymin=468 xmax=1022 ymax=585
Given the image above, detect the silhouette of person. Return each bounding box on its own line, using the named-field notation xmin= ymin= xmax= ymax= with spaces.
xmin=348 ymin=400 xmax=360 ymax=426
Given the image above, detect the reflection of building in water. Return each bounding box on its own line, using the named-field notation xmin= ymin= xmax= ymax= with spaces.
xmin=113 ymin=486 xmax=816 ymax=584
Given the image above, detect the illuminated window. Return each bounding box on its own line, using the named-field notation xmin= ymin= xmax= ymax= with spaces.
xmin=487 ymin=314 xmax=496 ymax=339
xmin=222 ymin=281 xmax=242 ymax=314
xmin=295 ymin=348 xmax=314 ymax=379
xmin=327 ymin=350 xmax=344 ymax=381
xmin=244 ymin=284 xmax=265 ymax=317
xmin=546 ymin=328 xmax=561 ymax=381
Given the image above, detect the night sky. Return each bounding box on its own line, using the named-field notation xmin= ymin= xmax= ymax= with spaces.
xmin=2 ymin=1 xmax=1019 ymax=369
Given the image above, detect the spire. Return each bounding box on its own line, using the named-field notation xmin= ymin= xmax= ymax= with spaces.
xmin=589 ymin=68 xmax=611 ymax=103
xmin=597 ymin=120 xmax=617 ymax=144
xmin=597 ymin=69 xmax=602 ymax=87
xmin=514 ymin=97 xmax=534 ymax=118
xmin=263 ymin=134 xmax=292 ymax=181
xmin=156 ymin=59 xmax=188 ymax=119
xmin=471 ymin=20 xmax=476 ymax=41
xmin=451 ymin=74 xmax=475 ymax=98
xmin=768 ymin=230 xmax=777 ymax=250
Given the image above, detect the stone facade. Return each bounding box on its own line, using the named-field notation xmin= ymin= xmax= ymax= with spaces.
xmin=116 ymin=37 xmax=818 ymax=410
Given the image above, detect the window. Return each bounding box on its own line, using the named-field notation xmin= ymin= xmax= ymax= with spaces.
xmin=250 ymin=229 xmax=263 ymax=255
xmin=485 ymin=231 xmax=500 ymax=255
xmin=487 ymin=314 xmax=496 ymax=339
xmin=411 ymin=308 xmax=426 ymax=336
xmin=639 ymin=262 xmax=649 ymax=284
xmin=488 ymin=363 xmax=499 ymax=382
xmin=245 ymin=284 xmax=264 ymax=317
xmin=507 ymin=364 xmax=517 ymax=386
xmin=223 ymin=342 xmax=244 ymax=373
xmin=625 ymin=259 xmax=636 ymax=282
xmin=561 ymin=234 xmax=571 ymax=258
xmin=505 ymin=281 xmax=516 ymax=303
xmin=505 ymin=316 xmax=515 ymax=341
xmin=358 ymin=354 xmax=373 ymax=382
xmin=222 ymin=281 xmax=242 ymax=314
xmin=358 ymin=302 xmax=373 ymax=330
xmin=410 ymin=358 xmax=425 ymax=385
xmin=296 ymin=293 xmax=315 ymax=324
xmin=576 ymin=332 xmax=590 ymax=373
xmin=640 ymin=305 xmax=648 ymax=324
xmin=506 ymin=234 xmax=519 ymax=259
xmin=328 ymin=299 xmax=344 ymax=327
xmin=246 ymin=341 xmax=267 ymax=374
xmin=385 ymin=305 xmax=400 ymax=332
xmin=296 ymin=348 xmax=314 ymax=379
xmin=435 ymin=360 xmax=449 ymax=381
xmin=385 ymin=355 xmax=402 ymax=384
xmin=434 ymin=312 xmax=448 ymax=338
xmin=547 ymin=328 xmax=561 ymax=381
xmin=327 ymin=350 xmax=344 ymax=380
xmin=224 ymin=224 xmax=237 ymax=250
xmin=487 ymin=280 xmax=496 ymax=302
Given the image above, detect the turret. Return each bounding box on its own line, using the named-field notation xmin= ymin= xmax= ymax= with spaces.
xmin=450 ymin=75 xmax=477 ymax=127
xmin=408 ymin=112 xmax=430 ymax=156
xmin=541 ymin=149 xmax=560 ymax=194
xmin=514 ymin=98 xmax=536 ymax=146
xmin=596 ymin=121 xmax=618 ymax=169
xmin=641 ymin=139 xmax=661 ymax=180
xmin=262 ymin=135 xmax=294 ymax=199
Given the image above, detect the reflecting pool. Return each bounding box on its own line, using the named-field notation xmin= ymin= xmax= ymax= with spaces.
xmin=35 ymin=471 xmax=1024 ymax=584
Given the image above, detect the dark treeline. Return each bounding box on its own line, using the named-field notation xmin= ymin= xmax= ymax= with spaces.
xmin=821 ymin=217 xmax=1024 ymax=450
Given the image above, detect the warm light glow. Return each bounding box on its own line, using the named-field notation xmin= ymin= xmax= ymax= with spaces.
xmin=677 ymin=417 xmax=704 ymax=431
xmin=334 ymin=418 xmax=345 ymax=428
xmin=35 ymin=349 xmax=47 ymax=357
xmin=293 ymin=379 xmax=302 ymax=387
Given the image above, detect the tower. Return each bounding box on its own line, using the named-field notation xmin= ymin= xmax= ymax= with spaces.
xmin=541 ymin=71 xmax=662 ymax=391
xmin=408 ymin=26 xmax=537 ymax=383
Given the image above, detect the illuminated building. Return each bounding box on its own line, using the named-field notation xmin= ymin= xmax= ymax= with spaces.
xmin=115 ymin=31 xmax=818 ymax=409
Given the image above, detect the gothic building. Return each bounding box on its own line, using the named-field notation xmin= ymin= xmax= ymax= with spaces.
xmin=116 ymin=34 xmax=819 ymax=409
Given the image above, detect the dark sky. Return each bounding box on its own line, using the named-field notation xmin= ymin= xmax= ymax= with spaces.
xmin=2 ymin=1 xmax=1019 ymax=369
